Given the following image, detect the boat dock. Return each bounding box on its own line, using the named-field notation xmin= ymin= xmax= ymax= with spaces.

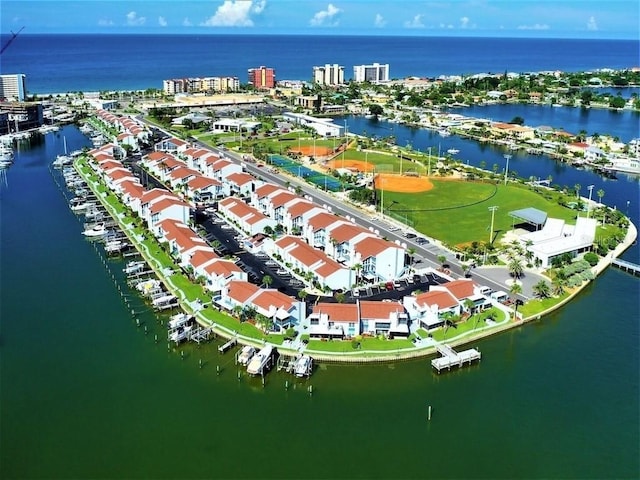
xmin=431 ymin=344 xmax=481 ymax=373
xmin=611 ymin=258 xmax=640 ymax=277
xmin=218 ymin=337 xmax=237 ymax=353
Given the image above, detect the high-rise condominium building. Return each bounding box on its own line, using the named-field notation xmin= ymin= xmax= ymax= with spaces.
xmin=247 ymin=66 xmax=275 ymax=90
xmin=312 ymin=64 xmax=344 ymax=86
xmin=0 ymin=74 xmax=27 ymax=101
xmin=352 ymin=63 xmax=389 ymax=84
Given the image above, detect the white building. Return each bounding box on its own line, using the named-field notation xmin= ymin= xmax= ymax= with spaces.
xmin=0 ymin=74 xmax=27 ymax=102
xmin=282 ymin=112 xmax=344 ymax=137
xmin=353 ymin=63 xmax=389 ymax=84
xmin=313 ymin=64 xmax=344 ymax=86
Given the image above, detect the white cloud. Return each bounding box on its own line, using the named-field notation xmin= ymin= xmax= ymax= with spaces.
xmin=517 ymin=23 xmax=550 ymax=30
xmin=460 ymin=16 xmax=469 ymax=28
xmin=126 ymin=11 xmax=146 ymax=26
xmin=183 ymin=18 xmax=193 ymax=27
xmin=310 ymin=4 xmax=342 ymax=27
xmin=374 ymin=13 xmax=387 ymax=28
xmin=158 ymin=16 xmax=167 ymax=27
xmin=404 ymin=14 xmax=425 ymax=29
xmin=98 ymin=18 xmax=114 ymax=27
xmin=439 ymin=23 xmax=454 ymax=29
xmin=586 ymin=16 xmax=598 ymax=31
xmin=201 ymin=0 xmax=266 ymax=27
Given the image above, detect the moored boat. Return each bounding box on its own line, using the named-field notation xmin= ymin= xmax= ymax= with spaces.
xmin=237 ymin=345 xmax=256 ymax=366
xmin=82 ymin=222 xmax=106 ymax=237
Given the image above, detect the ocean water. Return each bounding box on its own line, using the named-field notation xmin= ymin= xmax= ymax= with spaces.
xmin=0 ymin=125 xmax=638 ymax=479
xmin=1 ymin=34 xmax=639 ymax=93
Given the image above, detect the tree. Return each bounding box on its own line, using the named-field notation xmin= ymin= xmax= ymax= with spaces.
xmin=368 ymin=103 xmax=384 ymax=116
xmin=437 ymin=255 xmax=447 ymax=268
xmin=297 ymin=289 xmax=309 ymax=301
xmin=532 ymin=280 xmax=551 ymax=299
xmin=509 ymin=282 xmax=523 ymax=319
xmin=407 ymin=247 xmax=416 ymax=265
xmin=510 ymin=116 xmax=525 ymax=125
xmin=574 ymin=183 xmax=581 ymax=199
xmin=597 ymin=188 xmax=605 ymax=205
xmin=551 ymin=275 xmax=567 ymax=297
xmin=508 ymin=257 xmax=524 ymax=279
xmin=262 ymin=275 xmax=273 ymax=288
xmin=335 ymin=292 xmax=346 ymax=303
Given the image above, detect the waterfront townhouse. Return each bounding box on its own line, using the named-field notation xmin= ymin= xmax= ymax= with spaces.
xmin=432 ymin=279 xmax=489 ymax=314
xmin=119 ymin=180 xmax=145 ymax=213
xmin=104 ymin=167 xmax=139 ymax=194
xmin=402 ymin=289 xmax=461 ymax=330
xmin=139 ymin=189 xmax=189 ymax=227
xmin=226 ymin=172 xmax=259 ymax=197
xmin=251 ymin=183 xmax=288 ymax=212
xmin=155 ymin=218 xmax=212 ymax=268
xmin=216 ymin=280 xmax=305 ymax=331
xmin=359 ymin=300 xmax=409 ymax=337
xmin=262 ymin=190 xmax=300 ymax=224
xmin=200 ymin=259 xmax=247 ymax=292
xmin=271 ymin=236 xmax=352 ymax=291
xmin=308 ymin=303 xmax=360 ymax=338
xmin=218 ymin=197 xmax=275 ymax=236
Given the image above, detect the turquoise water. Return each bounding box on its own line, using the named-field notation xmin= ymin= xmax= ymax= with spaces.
xmin=1 ymin=127 xmax=638 ymax=478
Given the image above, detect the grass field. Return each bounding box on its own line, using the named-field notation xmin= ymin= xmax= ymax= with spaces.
xmin=338 ymin=149 xmax=428 ymax=174
xmin=381 ymin=180 xmax=579 ymax=246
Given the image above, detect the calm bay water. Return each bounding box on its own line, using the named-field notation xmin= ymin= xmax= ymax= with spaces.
xmin=1 ymin=126 xmax=638 ymax=478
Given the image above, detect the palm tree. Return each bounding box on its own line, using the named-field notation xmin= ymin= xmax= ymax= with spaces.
xmin=262 ymin=274 xmax=273 ymax=288
xmin=574 ymin=183 xmax=581 ymax=199
xmin=509 ymin=282 xmax=523 ymax=319
xmin=551 ymin=274 xmax=567 ymax=297
xmin=508 ymin=257 xmax=524 ymax=279
xmin=407 ymin=248 xmax=416 ymax=265
xmin=297 ymin=289 xmax=309 ymax=301
xmin=597 ymin=188 xmax=605 ymax=205
xmin=437 ymin=255 xmax=447 ymax=269
xmin=532 ymin=280 xmax=551 ymax=299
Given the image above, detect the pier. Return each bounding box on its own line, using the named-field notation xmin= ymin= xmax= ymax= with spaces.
xmin=247 ymin=345 xmax=275 ymax=376
xmin=431 ymin=343 xmax=481 ymax=373
xmin=611 ymin=258 xmax=640 ymax=277
xmin=218 ymin=337 xmax=237 ymax=353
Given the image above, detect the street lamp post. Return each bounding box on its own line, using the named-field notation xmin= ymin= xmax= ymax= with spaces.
xmin=427 ymin=146 xmax=432 ymax=177
xmin=342 ymin=120 xmax=347 ymax=169
xmin=503 ymin=154 xmax=511 ymax=186
xmin=587 ymin=185 xmax=594 ymax=218
xmin=488 ymin=206 xmax=498 ymax=244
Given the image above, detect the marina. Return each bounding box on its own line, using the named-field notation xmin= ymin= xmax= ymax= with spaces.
xmin=246 ymin=345 xmax=275 ymax=376
xmin=611 ymin=258 xmax=640 ymax=276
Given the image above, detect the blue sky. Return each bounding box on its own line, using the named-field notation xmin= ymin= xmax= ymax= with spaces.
xmin=2 ymin=0 xmax=638 ymax=39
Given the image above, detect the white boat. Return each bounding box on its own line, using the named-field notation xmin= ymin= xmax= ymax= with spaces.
xmin=82 ymin=222 xmax=107 ymax=237
xmin=152 ymin=293 xmax=176 ymax=307
xmin=168 ymin=313 xmax=192 ymax=330
xmin=169 ymin=324 xmax=193 ymax=344
xmin=446 ymin=148 xmax=460 ymax=155
xmin=294 ymin=354 xmax=313 ymax=377
xmin=136 ymin=279 xmax=161 ymax=294
xmin=123 ymin=260 xmax=146 ymax=275
xmin=70 ymin=200 xmax=93 ymax=212
xmin=52 ymin=155 xmax=72 ymax=168
xmin=247 ymin=345 xmax=273 ymax=376
xmin=237 ymin=345 xmax=256 ymax=366
xmin=438 ymin=129 xmax=451 ymax=137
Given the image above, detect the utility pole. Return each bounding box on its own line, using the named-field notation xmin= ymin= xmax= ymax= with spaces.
xmin=587 ymin=185 xmax=594 ymax=218
xmin=488 ymin=206 xmax=498 ymax=244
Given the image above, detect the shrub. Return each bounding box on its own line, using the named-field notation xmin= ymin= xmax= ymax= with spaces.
xmin=583 ymin=252 xmax=599 ymax=266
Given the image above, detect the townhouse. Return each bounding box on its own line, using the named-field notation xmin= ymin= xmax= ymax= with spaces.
xmin=218 ymin=197 xmax=276 ymax=236
xmin=216 ymin=280 xmax=306 ymax=331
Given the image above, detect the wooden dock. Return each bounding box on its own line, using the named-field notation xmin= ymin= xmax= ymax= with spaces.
xmin=218 ymin=337 xmax=237 ymax=353
xmin=611 ymin=258 xmax=640 ymax=277
xmin=431 ymin=344 xmax=481 ymax=373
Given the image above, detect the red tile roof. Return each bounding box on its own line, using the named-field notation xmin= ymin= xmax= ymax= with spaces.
xmin=312 ymin=303 xmax=358 ymax=322
xmin=442 ymin=279 xmax=476 ymax=300
xmin=226 ymin=172 xmax=255 ymax=186
xmin=204 ymin=259 xmax=243 ymax=277
xmin=307 ymin=212 xmax=343 ymax=231
xmin=252 ymin=289 xmax=295 ymax=312
xmin=360 ymin=300 xmax=404 ymax=319
xmin=227 ymin=280 xmax=260 ymax=304
xmin=414 ymin=290 xmax=458 ymax=309
xmin=188 ymin=176 xmax=221 ymax=189
xmin=354 ymin=236 xmax=398 ymax=259
xmin=255 ymin=183 xmax=283 ymax=198
xmin=329 ymin=223 xmax=368 ymax=243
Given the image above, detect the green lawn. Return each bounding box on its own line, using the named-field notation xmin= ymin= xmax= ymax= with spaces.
xmin=381 ymin=181 xmax=579 ymax=246
xmin=308 ymin=337 xmax=414 ymax=352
